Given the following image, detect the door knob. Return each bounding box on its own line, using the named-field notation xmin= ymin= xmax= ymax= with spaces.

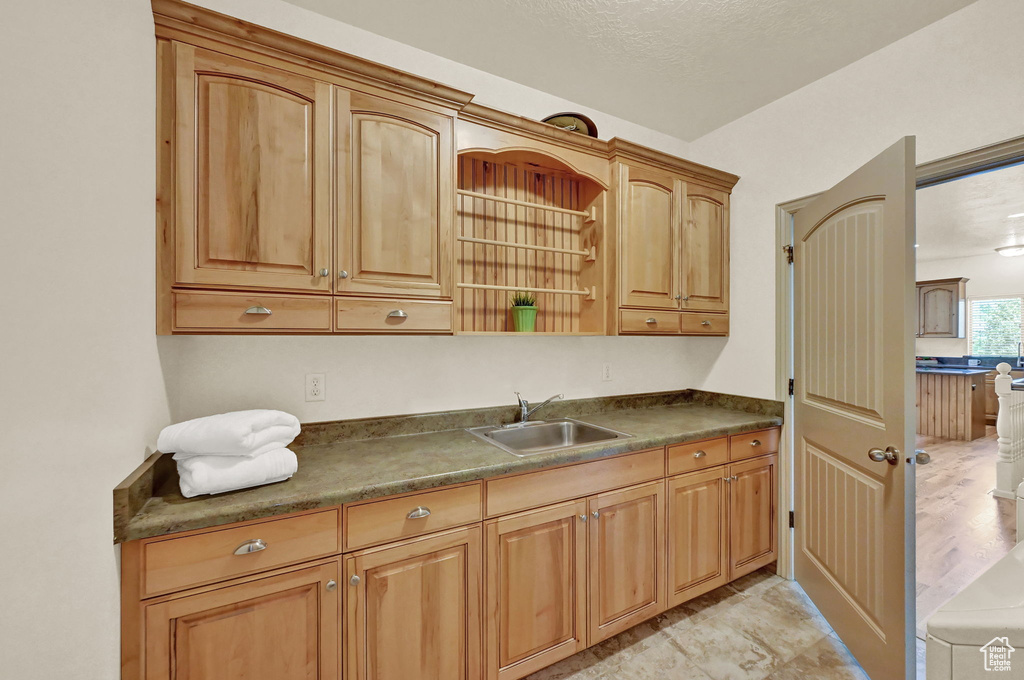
xmin=914 ymin=449 xmax=931 ymax=465
xmin=867 ymin=446 xmax=899 ymax=466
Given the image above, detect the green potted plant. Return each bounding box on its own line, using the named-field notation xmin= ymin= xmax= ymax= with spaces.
xmin=510 ymin=291 xmax=538 ymax=332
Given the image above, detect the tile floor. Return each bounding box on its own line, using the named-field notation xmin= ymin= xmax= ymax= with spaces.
xmin=524 ymin=566 xmax=897 ymax=680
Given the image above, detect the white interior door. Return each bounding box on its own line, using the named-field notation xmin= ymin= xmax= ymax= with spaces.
xmin=793 ymin=138 xmax=916 ymax=680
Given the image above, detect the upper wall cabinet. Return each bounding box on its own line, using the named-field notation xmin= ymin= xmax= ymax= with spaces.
xmin=617 ymin=164 xmax=681 ymax=310
xmin=336 ymin=90 xmax=454 ymax=299
xmin=169 ymin=44 xmax=332 ymax=294
xmin=917 ymin=277 xmax=968 ymax=338
xmin=682 ymin=186 xmax=729 ymax=312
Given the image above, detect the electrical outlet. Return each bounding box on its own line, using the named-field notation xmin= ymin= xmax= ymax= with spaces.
xmin=305 ymin=373 xmax=326 ymax=402
xmin=601 ymin=363 xmax=613 ymax=382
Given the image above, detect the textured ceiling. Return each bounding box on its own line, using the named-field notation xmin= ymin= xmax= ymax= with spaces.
xmin=281 ymin=0 xmax=977 ymax=141
xmin=917 ymin=163 xmax=1024 ymax=262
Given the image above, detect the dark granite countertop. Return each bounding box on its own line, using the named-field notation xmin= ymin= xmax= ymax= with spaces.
xmin=915 ymin=367 xmax=992 ymax=376
xmin=114 ymin=390 xmax=783 ymax=543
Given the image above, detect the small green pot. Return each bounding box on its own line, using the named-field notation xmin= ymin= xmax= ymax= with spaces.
xmin=511 ymin=305 xmax=538 ymax=332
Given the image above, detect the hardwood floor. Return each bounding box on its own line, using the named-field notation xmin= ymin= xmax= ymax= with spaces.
xmin=915 ymin=425 xmax=1016 ymax=640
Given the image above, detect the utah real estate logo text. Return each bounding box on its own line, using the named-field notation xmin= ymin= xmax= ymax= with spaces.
xmin=980 ymin=637 xmax=1014 ymax=672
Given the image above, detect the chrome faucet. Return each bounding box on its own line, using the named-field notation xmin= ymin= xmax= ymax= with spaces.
xmin=514 ymin=392 xmax=563 ymax=423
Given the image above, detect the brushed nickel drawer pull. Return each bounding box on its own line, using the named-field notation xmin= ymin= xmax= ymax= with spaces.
xmin=233 ymin=539 xmax=267 ymax=555
xmin=387 ymin=310 xmax=409 ymax=319
xmin=646 ymin=317 xmax=657 ymax=324
xmin=701 ymin=320 xmax=711 ymax=326
xmin=325 ymin=580 xmax=338 ymax=591
xmin=338 ymin=270 xmax=349 ymax=279
xmin=243 ymin=306 xmax=272 ymax=316
xmin=319 ymin=268 xmax=330 ymax=277
xmin=350 ymin=575 xmax=361 ymax=586
xmin=407 ymin=506 xmax=431 ymax=519
xmin=592 ymin=511 xmax=600 ymax=519
xmin=693 ymin=450 xmax=706 ymax=459
xmin=579 ymin=514 xmax=588 ymax=523
xmin=750 ymin=439 xmax=761 ymax=447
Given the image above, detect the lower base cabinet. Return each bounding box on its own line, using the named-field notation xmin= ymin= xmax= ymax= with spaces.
xmin=667 ymin=470 xmax=729 ymax=606
xmin=143 ymin=560 xmax=341 ymax=680
xmin=729 ymin=455 xmax=778 ymax=579
xmin=484 ymin=500 xmax=588 ymax=680
xmin=588 ymin=481 xmax=665 ymax=643
xmin=345 ymin=526 xmax=482 ymax=680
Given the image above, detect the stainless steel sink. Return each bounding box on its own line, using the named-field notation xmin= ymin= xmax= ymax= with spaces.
xmin=466 ymin=419 xmax=632 ymax=457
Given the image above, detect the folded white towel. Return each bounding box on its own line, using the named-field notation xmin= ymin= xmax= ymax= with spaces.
xmin=177 ymin=448 xmax=298 ymax=498
xmin=158 ymin=410 xmax=300 ymax=458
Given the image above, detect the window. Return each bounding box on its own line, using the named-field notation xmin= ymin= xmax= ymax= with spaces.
xmin=968 ymin=296 xmax=1024 ymax=355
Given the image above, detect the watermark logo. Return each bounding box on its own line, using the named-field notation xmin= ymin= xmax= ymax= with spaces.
xmin=980 ymin=637 xmax=1015 ymax=672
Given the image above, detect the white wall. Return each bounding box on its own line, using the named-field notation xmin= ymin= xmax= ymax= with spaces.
xmin=0 ymin=0 xmax=171 ymax=677
xmin=157 ymin=0 xmax=721 ymax=424
xmin=915 ymin=252 xmax=1024 ymax=356
xmin=688 ymin=0 xmax=1024 ymax=399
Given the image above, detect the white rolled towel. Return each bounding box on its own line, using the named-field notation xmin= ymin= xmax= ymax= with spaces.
xmin=177 ymin=448 xmax=298 ymax=498
xmin=158 ymin=410 xmax=300 ymax=459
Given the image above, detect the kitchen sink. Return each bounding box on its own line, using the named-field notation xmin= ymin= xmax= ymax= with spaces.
xmin=466 ymin=419 xmax=632 ymax=457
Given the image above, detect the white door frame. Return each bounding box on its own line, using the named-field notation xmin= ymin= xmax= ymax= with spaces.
xmin=774 ymin=134 xmax=1024 ymax=579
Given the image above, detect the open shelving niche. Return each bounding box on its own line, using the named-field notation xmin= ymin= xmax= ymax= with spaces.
xmin=456 ymin=149 xmax=608 ymax=335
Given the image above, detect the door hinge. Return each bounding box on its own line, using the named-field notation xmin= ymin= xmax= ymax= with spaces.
xmin=783 ymin=244 xmax=794 ymax=264
xmin=789 ymin=511 xmax=795 ymax=529
xmin=788 ymin=378 xmax=794 ymax=396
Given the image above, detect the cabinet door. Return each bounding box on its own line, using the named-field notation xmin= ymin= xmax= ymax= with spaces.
xmin=617 ymin=164 xmax=681 ymax=310
xmin=172 ymin=44 xmax=332 ymax=293
xmin=144 ymin=560 xmax=340 ymax=680
xmin=918 ymin=282 xmax=958 ymax=337
xmin=729 ymin=454 xmax=777 ymax=580
xmin=347 ymin=526 xmax=481 ymax=680
xmin=588 ymin=481 xmax=665 ymax=644
xmin=337 ymin=90 xmax=454 ymax=298
xmin=485 ymin=500 xmax=587 ymax=680
xmin=667 ymin=469 xmax=729 ymax=607
xmin=681 ymin=185 xmax=729 ymax=312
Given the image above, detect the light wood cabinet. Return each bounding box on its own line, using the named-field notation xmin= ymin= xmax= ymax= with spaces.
xmin=667 ymin=469 xmax=729 ymax=606
xmin=614 ymin=162 xmax=732 ymax=335
xmin=681 ymin=185 xmax=729 ymax=312
xmin=617 ymin=164 xmax=681 ymax=310
xmin=346 ymin=526 xmax=482 ymax=680
xmin=143 ymin=560 xmax=340 ymax=680
xmin=916 ymin=278 xmax=968 ymax=338
xmin=337 ymin=90 xmax=454 ymax=299
xmin=729 ymin=454 xmax=778 ymax=579
xmin=167 ymin=44 xmax=332 ymax=295
xmin=588 ymin=481 xmax=665 ymax=643
xmin=485 ymin=501 xmax=588 ymax=680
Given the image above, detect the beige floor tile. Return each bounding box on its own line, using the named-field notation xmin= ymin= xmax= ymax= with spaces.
xmin=672 ymin=614 xmax=782 ymax=680
xmin=727 ymin=566 xmax=786 ymax=598
xmin=715 ymin=591 xmax=831 ymax=664
xmin=677 ymin=583 xmax=751 ymax=624
xmin=522 ymin=649 xmax=605 ymax=680
xmin=589 ymin=618 xmax=666 ymax=669
xmin=767 ymin=635 xmax=870 ymax=680
xmin=605 ymin=638 xmax=714 ymax=679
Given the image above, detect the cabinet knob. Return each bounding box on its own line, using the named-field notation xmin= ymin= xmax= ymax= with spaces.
xmin=592 ymin=511 xmax=600 ymax=519
xmin=350 ymin=575 xmax=361 ymax=586
xmin=407 ymin=506 xmax=431 ymax=519
xmin=319 ymin=268 xmax=330 ymax=277
xmin=723 ymin=477 xmax=731 ymax=483
xmin=682 ymin=296 xmax=690 ymax=301
xmin=693 ymin=450 xmax=706 ymax=459
xmin=233 ymin=539 xmax=267 ymax=555
xmin=731 ymin=475 xmax=738 ymax=481
xmin=750 ymin=439 xmax=761 ymax=447
xmin=325 ymin=580 xmax=337 ymax=591
xmin=579 ymin=514 xmax=588 ymax=523
xmin=646 ymin=318 xmax=657 ymax=324
xmin=701 ymin=320 xmax=711 ymax=326
xmin=674 ymin=294 xmax=681 ymax=300
xmin=387 ymin=310 xmax=409 ymax=319
xmin=338 ymin=270 xmax=349 ymax=279
xmin=243 ymin=306 xmax=272 ymax=316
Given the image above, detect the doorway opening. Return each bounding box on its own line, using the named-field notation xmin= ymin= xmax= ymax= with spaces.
xmin=775 ymin=135 xmax=1024 ymax=679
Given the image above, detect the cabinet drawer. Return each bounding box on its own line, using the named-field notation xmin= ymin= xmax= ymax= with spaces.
xmin=344 ymin=483 xmax=482 ymax=550
xmin=667 ymin=437 xmax=729 ymax=475
xmin=680 ymin=312 xmax=728 ymax=336
xmin=729 ymin=428 xmax=780 ymax=461
xmin=173 ymin=290 xmax=332 ymax=332
xmin=336 ymin=298 xmax=453 ymax=333
xmin=619 ymin=309 xmax=679 ymax=334
xmin=486 ymin=449 xmax=665 ymax=517
xmin=141 ymin=509 xmax=340 ymax=597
